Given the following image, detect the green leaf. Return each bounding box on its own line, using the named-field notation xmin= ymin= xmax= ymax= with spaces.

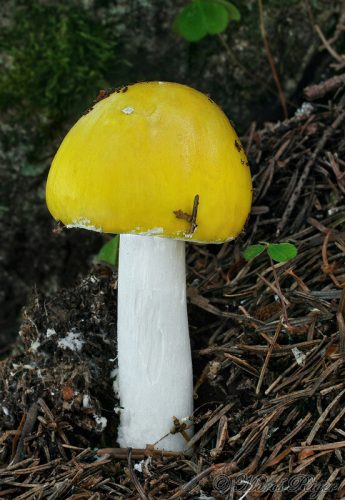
xmin=96 ymin=235 xmax=119 ymax=267
xmin=243 ymin=244 xmax=266 ymax=261
xmin=21 ymin=162 xmax=47 ymax=177
xmin=174 ymin=0 xmax=230 ymax=42
xmin=174 ymin=2 xmax=207 ymax=42
xmin=215 ymin=0 xmax=241 ymax=20
xmin=201 ymin=0 xmax=230 ymax=34
xmin=267 ymin=243 xmax=298 ymax=262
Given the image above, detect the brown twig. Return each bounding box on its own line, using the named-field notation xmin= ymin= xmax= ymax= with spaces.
xmin=268 ymin=257 xmax=291 ymax=328
xmin=174 ymin=194 xmax=199 ymax=235
xmin=306 ymin=388 xmax=345 ymax=444
xmin=127 ymin=448 xmax=150 ymax=500
xmin=304 ymin=74 xmax=345 ymax=100
xmin=184 ymin=402 xmax=234 ymax=451
xmin=314 ymin=24 xmax=344 ymax=63
xmin=169 ymin=465 xmax=216 ymax=498
xmin=256 ymin=321 xmax=282 ymax=394
xmin=337 ymin=311 xmax=345 ymax=355
xmin=11 ymin=402 xmax=38 ymax=465
xmin=97 ymin=447 xmax=181 ymax=460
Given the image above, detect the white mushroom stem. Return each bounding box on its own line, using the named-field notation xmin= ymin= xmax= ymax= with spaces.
xmin=117 ymin=233 xmax=193 ymax=451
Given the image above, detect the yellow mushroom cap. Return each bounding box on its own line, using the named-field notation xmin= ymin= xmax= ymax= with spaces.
xmin=46 ymin=82 xmax=252 ymax=243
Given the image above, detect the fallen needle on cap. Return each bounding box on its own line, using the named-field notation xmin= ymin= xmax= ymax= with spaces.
xmin=174 ymin=194 xmax=199 ymax=235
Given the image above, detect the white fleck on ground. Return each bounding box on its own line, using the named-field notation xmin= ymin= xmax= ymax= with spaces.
xmin=57 ymin=331 xmax=84 ymax=352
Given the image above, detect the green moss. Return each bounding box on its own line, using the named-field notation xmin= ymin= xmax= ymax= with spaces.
xmin=0 ymin=1 xmax=118 ymax=121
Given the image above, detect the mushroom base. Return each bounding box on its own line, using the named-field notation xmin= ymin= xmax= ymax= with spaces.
xmin=117 ymin=234 xmax=193 ymax=451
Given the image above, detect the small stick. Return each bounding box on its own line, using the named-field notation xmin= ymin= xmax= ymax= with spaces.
xmin=169 ymin=465 xmax=216 ymax=499
xmin=11 ymin=414 xmax=26 ymax=461
xmin=304 ymin=74 xmax=345 ymax=101
xmin=97 ymin=447 xmax=180 ymax=459
xmin=184 ymin=402 xmax=234 ymax=450
xmin=321 ymin=229 xmax=345 ymax=288
xmin=269 ymin=257 xmax=291 ymax=328
xmin=245 ymin=426 xmax=269 ymax=474
xmin=171 ymin=416 xmax=191 ymax=442
xmin=174 ymin=194 xmax=199 ymax=235
xmin=339 ymin=287 xmax=345 ymax=315
xmin=306 ymin=388 xmax=345 ymax=445
xmin=210 ymin=416 xmax=228 ymax=459
xmin=224 ymin=353 xmax=259 ymax=376
xmin=190 ymin=194 xmax=200 ymax=234
xmin=314 ymin=24 xmax=344 ymax=63
xmin=11 ymin=402 xmax=38 ymax=465
xmin=256 ymin=321 xmax=282 ymax=394
xmin=337 ymin=311 xmax=345 ymax=355
xmin=327 ymin=405 xmax=345 ymax=432
xmin=127 ymin=448 xmax=150 ymax=500
xmin=316 ymin=468 xmax=340 ymax=500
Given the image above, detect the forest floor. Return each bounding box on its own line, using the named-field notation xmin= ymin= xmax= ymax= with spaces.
xmin=1 ymin=21 xmax=345 ymax=500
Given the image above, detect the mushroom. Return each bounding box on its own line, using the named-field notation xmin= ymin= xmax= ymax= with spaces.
xmin=46 ymin=82 xmax=252 ymax=451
